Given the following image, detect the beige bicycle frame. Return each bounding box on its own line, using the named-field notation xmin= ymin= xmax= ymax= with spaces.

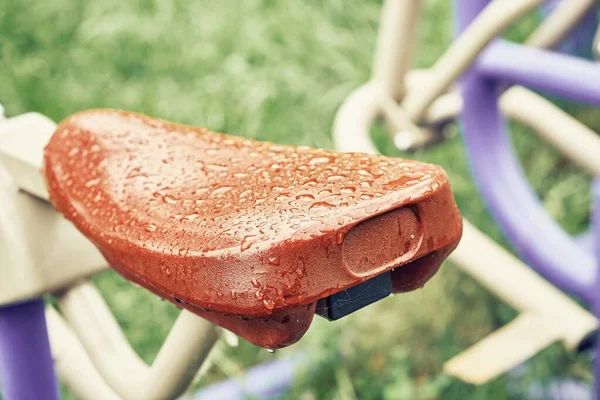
xmin=334 ymin=0 xmax=600 ymax=385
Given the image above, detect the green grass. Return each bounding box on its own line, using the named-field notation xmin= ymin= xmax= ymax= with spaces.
xmin=1 ymin=0 xmax=596 ymax=398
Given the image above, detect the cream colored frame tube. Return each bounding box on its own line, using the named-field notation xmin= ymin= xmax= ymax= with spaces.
xmin=332 ymin=79 xmax=597 ymax=385
xmin=401 ymin=81 xmax=600 ymax=177
xmin=380 ymin=0 xmax=600 ymax=134
xmin=445 ymin=221 xmax=597 ymax=384
xmin=333 ymin=0 xmax=600 ymax=385
xmin=46 ymin=306 xmax=122 ymax=400
xmin=56 ymin=281 xmax=218 ymax=400
xmin=400 ymin=0 xmax=542 ymax=124
xmin=372 ymin=0 xmax=421 ymax=101
xmin=526 ymin=0 xmax=596 ymax=48
xmin=380 ymin=0 xmax=600 ymax=164
xmin=501 ymin=86 xmax=600 ymax=177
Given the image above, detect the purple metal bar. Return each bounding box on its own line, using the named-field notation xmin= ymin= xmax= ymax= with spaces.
xmin=0 ymin=299 xmax=59 ymax=400
xmin=477 ymin=40 xmax=600 ymax=106
xmin=459 ymin=73 xmax=596 ymax=300
xmin=578 ymin=230 xmax=596 ymax=254
xmin=456 ymin=0 xmax=596 ymax=302
xmin=188 ymin=355 xmax=304 ymax=400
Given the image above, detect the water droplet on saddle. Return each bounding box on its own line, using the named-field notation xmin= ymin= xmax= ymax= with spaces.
xmin=295 ymin=193 xmax=315 ymax=200
xmin=241 ymin=235 xmax=258 ymax=252
xmin=357 ymin=169 xmax=373 ymax=178
xmin=193 ymin=187 xmax=209 ymax=196
xmin=204 ymin=164 xmax=228 ymax=172
xmin=184 ymin=213 xmax=200 ymax=221
xmin=262 ymin=299 xmax=276 ymax=310
xmin=268 ymin=256 xmax=280 ymax=265
xmin=240 ymin=189 xmax=253 ymax=198
xmin=309 ymin=156 xmax=331 ymax=165
xmin=210 ymin=186 xmax=233 ymax=197
xmin=251 ymin=278 xmax=261 ymax=288
xmin=309 ymin=201 xmax=335 ymax=210
xmin=364 ymin=203 xmax=380 ymax=214
xmin=162 ymin=194 xmax=178 ymax=204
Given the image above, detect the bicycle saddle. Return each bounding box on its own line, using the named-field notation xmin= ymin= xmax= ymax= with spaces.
xmin=44 ymin=110 xmax=462 ymax=349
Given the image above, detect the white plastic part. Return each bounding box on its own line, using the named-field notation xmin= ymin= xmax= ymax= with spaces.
xmin=0 ymin=114 xmax=107 ymax=305
xmin=0 ymin=113 xmax=56 ymax=199
xmin=46 ymin=306 xmax=122 ymax=400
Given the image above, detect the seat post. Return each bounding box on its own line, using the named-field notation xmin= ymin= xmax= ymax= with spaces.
xmin=0 ymin=298 xmax=59 ymax=400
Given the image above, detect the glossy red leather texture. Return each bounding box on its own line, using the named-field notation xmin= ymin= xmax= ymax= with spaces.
xmin=44 ymin=110 xmax=462 ymax=348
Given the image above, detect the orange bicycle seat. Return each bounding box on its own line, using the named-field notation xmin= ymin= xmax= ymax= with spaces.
xmin=44 ymin=110 xmax=462 ymax=349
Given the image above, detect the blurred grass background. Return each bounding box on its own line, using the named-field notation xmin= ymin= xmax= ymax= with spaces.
xmin=1 ymin=0 xmax=596 ymax=398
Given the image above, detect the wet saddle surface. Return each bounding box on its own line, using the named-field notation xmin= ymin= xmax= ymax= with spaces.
xmin=44 ymin=110 xmax=462 ymax=349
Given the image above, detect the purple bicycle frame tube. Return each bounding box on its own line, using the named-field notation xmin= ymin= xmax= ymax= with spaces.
xmin=478 ymin=40 xmax=600 ymax=106
xmin=190 ymin=355 xmax=304 ymax=399
xmin=595 ymin=179 xmax=600 ymax=398
xmin=0 ymin=298 xmax=59 ymax=400
xmin=457 ymin=0 xmax=599 ymax=395
xmin=455 ymin=0 xmax=596 ymax=302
